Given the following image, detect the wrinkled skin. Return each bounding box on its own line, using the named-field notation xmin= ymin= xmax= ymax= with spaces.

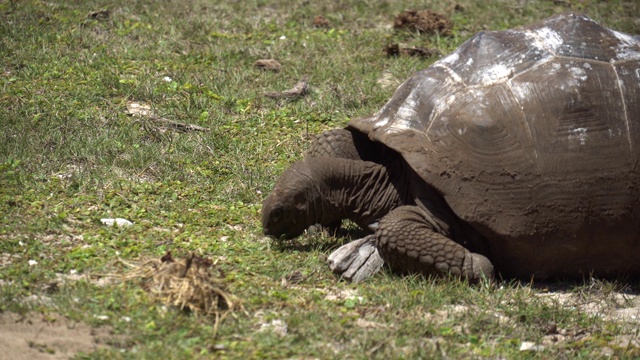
xmin=262 ymin=155 xmax=406 ymax=240
xmin=261 ymin=161 xmax=321 ymax=239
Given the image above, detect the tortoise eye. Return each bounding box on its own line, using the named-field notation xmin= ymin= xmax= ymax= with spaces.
xmin=271 ymin=207 xmax=283 ymax=223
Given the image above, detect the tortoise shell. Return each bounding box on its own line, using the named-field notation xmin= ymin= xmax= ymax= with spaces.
xmin=349 ymin=13 xmax=640 ymax=277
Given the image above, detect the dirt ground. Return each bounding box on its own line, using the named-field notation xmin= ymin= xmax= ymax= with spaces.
xmin=0 ymin=312 xmax=113 ymax=359
xmin=1 ymin=287 xmax=639 ymax=358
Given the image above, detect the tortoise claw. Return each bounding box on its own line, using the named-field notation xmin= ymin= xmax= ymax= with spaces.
xmin=464 ymin=252 xmax=495 ymax=283
xmin=327 ymin=235 xmax=384 ymax=283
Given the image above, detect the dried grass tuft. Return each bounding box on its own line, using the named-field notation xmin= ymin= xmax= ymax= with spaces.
xmin=120 ymin=252 xmax=235 ymax=321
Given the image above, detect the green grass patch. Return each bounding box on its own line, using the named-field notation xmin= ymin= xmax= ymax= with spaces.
xmin=1 ymin=0 xmax=640 ymax=358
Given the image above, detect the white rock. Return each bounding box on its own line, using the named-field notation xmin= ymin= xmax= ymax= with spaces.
xmin=519 ymin=341 xmax=545 ymax=351
xmin=260 ymin=319 xmax=288 ymax=337
xmin=24 ymin=294 xmax=53 ymax=306
xmin=101 ymin=218 xmax=133 ymax=227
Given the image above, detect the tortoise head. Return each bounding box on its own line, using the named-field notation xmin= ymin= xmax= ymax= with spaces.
xmin=262 ymin=160 xmax=320 ymax=239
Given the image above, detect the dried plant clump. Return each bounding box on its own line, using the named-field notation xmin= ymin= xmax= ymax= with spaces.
xmin=122 ymin=252 xmax=235 ymax=319
xmin=384 ymin=43 xmax=441 ymax=59
xmin=393 ymin=10 xmax=453 ymax=36
xmin=312 ymin=15 xmax=330 ymax=28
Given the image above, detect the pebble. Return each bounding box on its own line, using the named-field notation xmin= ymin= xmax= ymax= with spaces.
xmin=519 ymin=341 xmax=545 ymax=351
xmin=100 ymin=218 xmax=133 ymax=227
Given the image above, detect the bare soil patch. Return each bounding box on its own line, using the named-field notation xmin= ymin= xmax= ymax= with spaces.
xmin=538 ymin=290 xmax=640 ymax=326
xmin=0 ymin=312 xmax=113 ymax=359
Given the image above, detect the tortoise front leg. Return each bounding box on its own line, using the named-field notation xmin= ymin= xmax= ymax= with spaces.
xmin=376 ymin=205 xmax=494 ymax=282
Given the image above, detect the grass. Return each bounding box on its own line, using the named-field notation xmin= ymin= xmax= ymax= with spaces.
xmin=1 ymin=0 xmax=640 ymax=358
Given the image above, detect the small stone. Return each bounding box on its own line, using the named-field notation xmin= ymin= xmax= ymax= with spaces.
xmin=519 ymin=341 xmax=544 ymax=351
xmin=100 ymin=218 xmax=133 ymax=227
xmin=24 ymin=294 xmax=52 ymax=305
xmin=211 ymin=344 xmax=227 ymax=351
xmin=260 ymin=319 xmax=288 ymax=337
xmin=600 ymin=347 xmax=614 ymax=357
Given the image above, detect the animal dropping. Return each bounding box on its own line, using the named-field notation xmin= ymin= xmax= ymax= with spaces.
xmin=262 ymin=14 xmax=640 ymax=283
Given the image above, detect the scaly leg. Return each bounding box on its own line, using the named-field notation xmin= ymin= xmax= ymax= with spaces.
xmin=376 ymin=205 xmax=494 ymax=282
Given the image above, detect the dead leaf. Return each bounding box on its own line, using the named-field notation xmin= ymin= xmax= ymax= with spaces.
xmin=126 ymin=101 xmax=153 ymax=117
xmin=254 ymin=59 xmax=282 ymax=72
xmin=125 ymin=101 xmax=209 ymax=133
xmin=280 ymin=270 xmax=314 ymax=286
xmin=88 ymin=9 xmax=110 ymax=21
xmin=355 ymin=318 xmax=387 ymax=329
xmin=264 ymin=76 xmax=309 ymax=99
xmin=313 ymin=15 xmax=330 ymax=28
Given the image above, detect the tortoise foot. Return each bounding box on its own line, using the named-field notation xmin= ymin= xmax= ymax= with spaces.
xmin=327 ymin=235 xmax=384 ymax=283
xmin=463 ymin=253 xmax=494 ymax=283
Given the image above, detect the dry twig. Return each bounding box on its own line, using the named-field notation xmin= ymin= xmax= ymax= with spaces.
xmin=125 ymin=101 xmax=210 ymax=133
xmin=264 ymin=76 xmax=309 ymax=99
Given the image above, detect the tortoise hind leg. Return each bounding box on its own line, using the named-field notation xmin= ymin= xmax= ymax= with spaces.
xmin=376 ymin=205 xmax=494 ymax=282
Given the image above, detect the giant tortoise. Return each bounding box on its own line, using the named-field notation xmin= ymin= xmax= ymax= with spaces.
xmin=262 ymin=13 xmax=640 ymax=283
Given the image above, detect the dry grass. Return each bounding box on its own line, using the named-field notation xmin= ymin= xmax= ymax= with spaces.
xmin=120 ymin=252 xmax=236 ymax=322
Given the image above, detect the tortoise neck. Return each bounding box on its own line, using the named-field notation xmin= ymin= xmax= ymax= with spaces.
xmin=309 ymin=157 xmax=410 ymax=228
